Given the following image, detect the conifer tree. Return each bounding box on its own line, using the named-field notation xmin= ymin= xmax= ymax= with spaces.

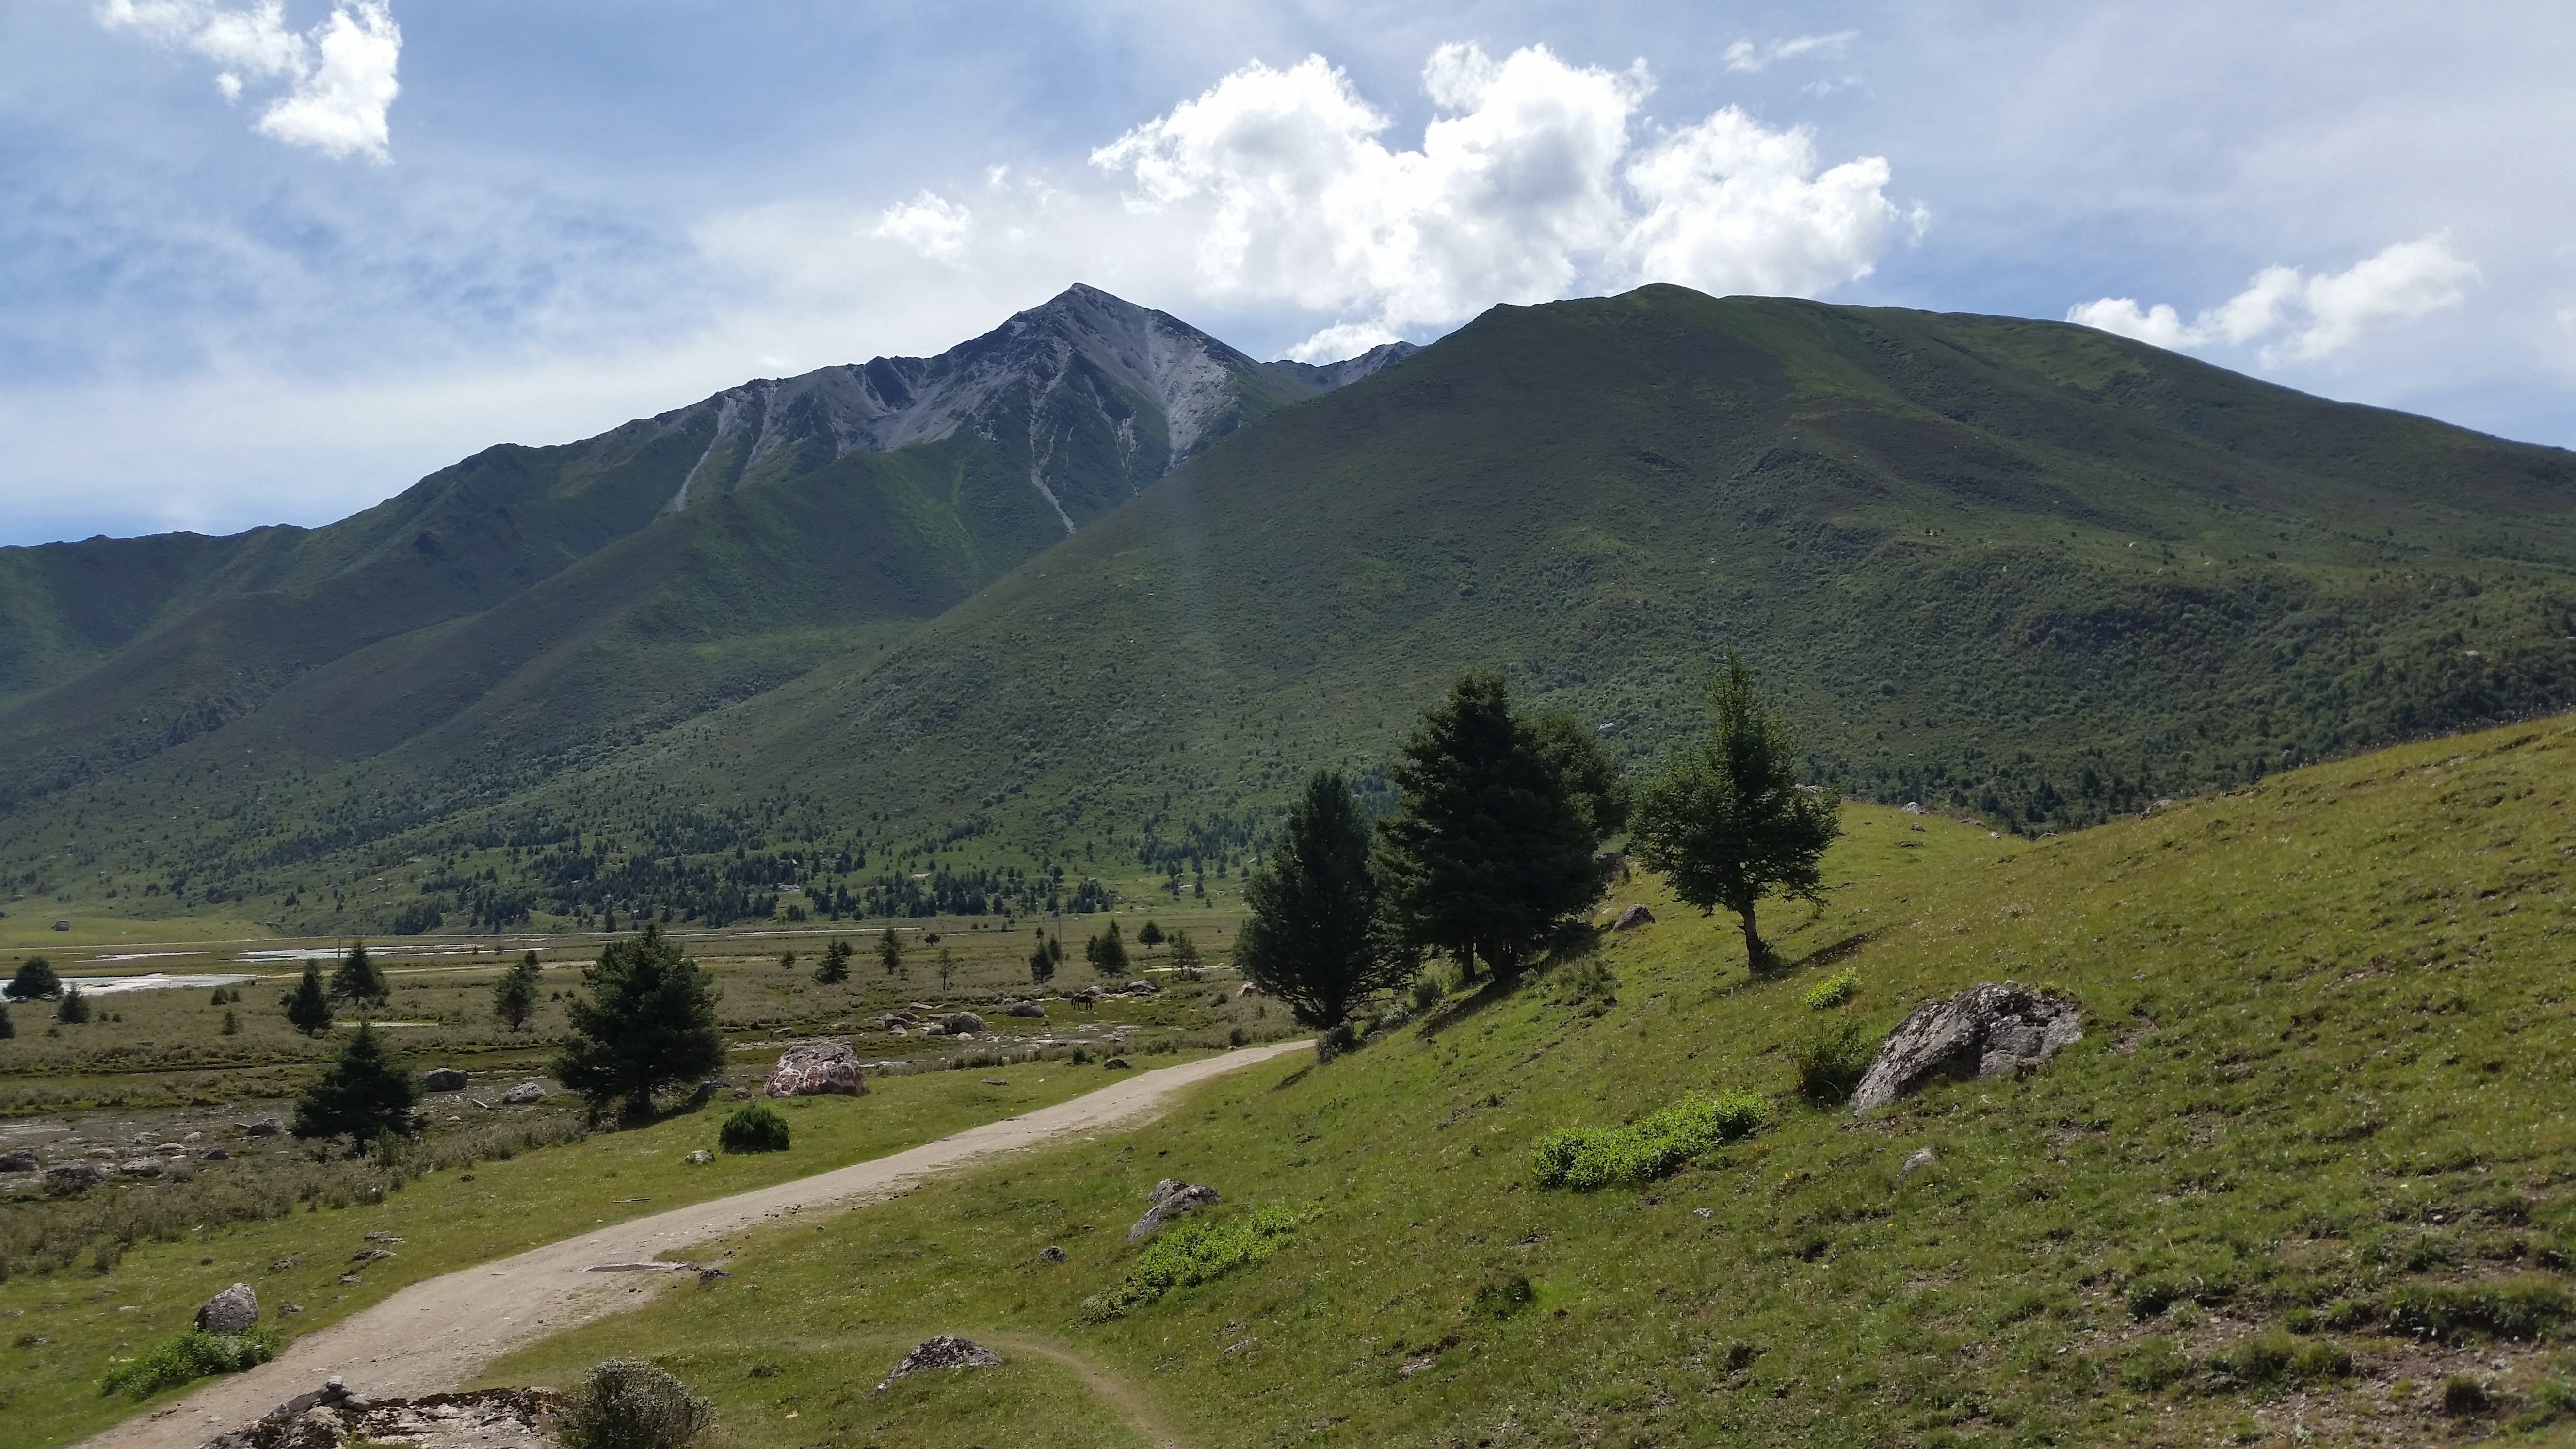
xmin=492 ymin=951 xmax=542 ymax=1031
xmin=1168 ymin=929 xmax=1203 ymax=978
xmin=56 ymin=984 xmax=91 ymax=1025
xmin=5 ymin=957 xmax=60 ymax=1001
xmin=813 ymin=937 xmax=853 ymax=984
xmin=877 ymin=928 xmax=904 ymax=977
xmin=1084 ymin=920 xmax=1128 ymax=979
xmin=1029 ymin=932 xmax=1057 ymax=986
xmin=328 ymin=940 xmax=387 ymax=1006
xmin=552 ymin=924 xmax=725 ymax=1122
xmin=290 ymin=1021 xmax=421 ymax=1149
xmin=1631 ymin=653 xmax=1841 ymax=971
xmin=1377 ymin=671 xmax=1606 ymax=980
xmin=1237 ymin=770 xmax=1405 ymax=1037
xmin=283 ymin=962 xmax=334 ymax=1036
xmin=1137 ymin=920 xmax=1165 ymax=949
xmin=0 ymin=1002 xmax=12 ymax=1039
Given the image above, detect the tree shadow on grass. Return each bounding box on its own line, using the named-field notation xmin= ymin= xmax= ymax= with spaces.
xmin=1415 ymin=920 xmax=1608 ymax=1042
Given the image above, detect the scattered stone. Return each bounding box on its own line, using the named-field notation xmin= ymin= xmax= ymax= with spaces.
xmin=116 ymin=1157 xmax=164 ymax=1179
xmin=243 ymin=1119 xmax=282 ymax=1137
xmin=350 ymin=1248 xmax=394 ymax=1263
xmin=134 ymin=1131 xmax=160 ymax=1144
xmin=500 ymin=1081 xmax=547 ymax=1105
xmin=271 ymin=1257 xmax=299 ymax=1272
xmin=1694 ymin=1208 xmax=1713 ymax=1220
xmin=1234 ymin=983 xmax=1263 ymax=998
xmin=1611 ymin=904 xmax=1656 ymax=930
xmin=1124 ymin=979 xmax=1158 ymax=995
xmin=1005 ymin=1000 xmax=1046 ymax=1017
xmin=1399 ymin=1353 xmax=1438 ymax=1378
xmin=683 ymin=1149 xmax=714 ymax=1165
xmin=339 ymin=1274 xmax=362 ymax=1285
xmin=981 ymin=1078 xmax=1009 ymax=1086
xmin=196 ymin=1282 xmax=259 ymax=1335
xmin=1127 ymin=1182 xmax=1222 ymax=1241
xmin=0 ymin=1149 xmax=37 ymax=1172
xmin=1103 ymin=1057 xmax=1131 ymax=1071
xmin=1594 ymin=850 xmax=1630 ymax=884
xmin=1039 ymin=1245 xmax=1068 ymax=1263
xmin=1146 ymin=1177 xmax=1185 ymax=1204
xmin=1900 ymin=801 xmax=1926 ymax=815
xmin=698 ymin=1266 xmax=732 ymax=1284
xmin=201 ymin=1383 xmax=555 ymax=1449
xmin=873 ymin=1335 xmax=1003 ymax=1393
xmin=422 ymin=1068 xmax=468 ymax=1092
xmin=1850 ymin=981 xmax=2084 ymax=1112
xmin=1899 ymin=1147 xmax=1938 ymax=1178
xmin=200 ymin=1146 xmax=230 ymax=1161
xmin=764 ymin=1040 xmax=867 ymax=1097
xmin=364 ymin=1231 xmax=403 ymax=1242
xmin=279 ymin=1304 xmax=302 ymax=1314
xmin=156 ymin=1142 xmax=191 ymax=1157
xmin=941 ymin=1011 xmax=988 ymax=1034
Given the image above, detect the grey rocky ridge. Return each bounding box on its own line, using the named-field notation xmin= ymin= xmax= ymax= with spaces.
xmin=1849 ymin=981 xmax=2084 ymax=1112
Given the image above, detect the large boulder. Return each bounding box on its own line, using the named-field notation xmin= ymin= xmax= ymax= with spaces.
xmin=764 ymin=1041 xmax=866 ymax=1098
xmin=941 ymin=1012 xmax=987 ymax=1035
xmin=1127 ymin=1182 xmax=1223 ymax=1242
xmin=196 ymin=1282 xmax=259 ymax=1335
xmin=117 ymin=1157 xmax=165 ymax=1179
xmin=500 ymin=1080 xmax=547 ymax=1105
xmin=44 ymin=1161 xmax=105 ymax=1193
xmin=873 ymin=1335 xmax=1003 ymax=1393
xmin=0 ymin=1149 xmax=38 ymax=1172
xmin=1004 ymin=1001 xmax=1046 ymax=1018
xmin=422 ymin=1069 xmax=468 ymax=1092
xmin=1850 ymin=981 xmax=2083 ymax=1112
xmin=1611 ymin=904 xmax=1655 ymax=930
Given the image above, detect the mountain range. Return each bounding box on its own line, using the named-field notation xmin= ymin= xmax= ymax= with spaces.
xmin=3 ymin=282 xmax=2572 ymax=935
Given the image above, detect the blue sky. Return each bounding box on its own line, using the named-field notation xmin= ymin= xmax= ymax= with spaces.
xmin=4 ymin=1 xmax=2573 ymax=545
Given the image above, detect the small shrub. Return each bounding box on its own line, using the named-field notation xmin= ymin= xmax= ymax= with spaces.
xmin=2510 ymin=1378 xmax=2575 ymax=1432
xmin=1802 ymin=969 xmax=1859 ymax=1010
xmin=2384 ymin=1275 xmax=2574 ymax=1340
xmin=1530 ymin=1090 xmax=1770 ymax=1191
xmin=1790 ymin=1023 xmax=1872 ymax=1106
xmin=558 ymin=1359 xmax=716 ymax=1449
xmin=1546 ymin=958 xmax=1617 ymax=1015
xmin=2208 ymin=1332 xmax=2295 ymax=1389
xmin=2442 ymin=1375 xmax=2492 ymax=1417
xmin=1473 ymin=1272 xmax=1535 ymax=1319
xmin=2119 ymin=1337 xmax=2191 ymax=1394
xmin=717 ymin=1100 xmax=790 ymax=1154
xmin=1081 ymin=1205 xmax=1303 ymax=1320
xmin=99 ymin=1328 xmax=280 ymax=1400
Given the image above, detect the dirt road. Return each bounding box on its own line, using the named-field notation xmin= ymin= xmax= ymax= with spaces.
xmin=80 ymin=1041 xmax=1308 ymax=1449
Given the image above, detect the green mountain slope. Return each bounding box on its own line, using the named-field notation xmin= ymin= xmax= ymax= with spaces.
xmin=485 ymin=714 xmax=2576 ymax=1448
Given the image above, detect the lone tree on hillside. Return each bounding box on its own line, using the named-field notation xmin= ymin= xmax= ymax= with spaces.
xmin=552 ymin=924 xmax=725 ymax=1123
xmin=492 ymin=951 xmax=542 ymax=1031
xmin=290 ymin=1021 xmax=421 ymax=1150
xmin=329 ymin=940 xmax=388 ymax=1007
xmin=877 ymin=928 xmax=904 ymax=978
xmin=1235 ymin=770 xmax=1407 ymax=1044
xmin=283 ymin=962 xmax=334 ymax=1036
xmin=813 ymin=937 xmax=853 ymax=985
xmin=1137 ymin=920 xmax=1165 ymax=950
xmin=56 ymin=984 xmax=92 ymax=1025
xmin=1377 ymin=671 xmax=1615 ymax=981
xmin=1168 ymin=929 xmax=1203 ymax=979
xmin=1085 ymin=921 xmax=1128 ymax=979
xmin=1630 ymin=653 xmax=1841 ymax=972
xmin=5 ymin=957 xmax=61 ymax=1001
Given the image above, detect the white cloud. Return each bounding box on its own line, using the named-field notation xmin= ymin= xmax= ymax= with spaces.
xmin=871 ymin=192 xmax=975 ymax=262
xmin=2070 ymin=234 xmax=2477 ymax=364
xmin=1724 ymin=32 xmax=1857 ymax=73
xmin=1087 ymin=43 xmax=1900 ymax=360
xmin=98 ymin=0 xmax=399 ymax=161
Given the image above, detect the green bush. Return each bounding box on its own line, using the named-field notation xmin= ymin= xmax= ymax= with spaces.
xmin=717 ymin=1100 xmax=791 ymax=1154
xmin=2118 ymin=1337 xmax=2190 ymax=1394
xmin=1473 ymin=1272 xmax=1536 ymax=1319
xmin=1530 ymin=1090 xmax=1770 ymax=1191
xmin=1801 ymin=969 xmax=1859 ymax=1010
xmin=1789 ymin=1023 xmax=1872 ymax=1106
xmin=98 ymin=1328 xmax=279 ymax=1400
xmin=1081 ymin=1205 xmax=1303 ymax=1320
xmin=2442 ymin=1375 xmax=2492 ymax=1417
xmin=558 ymin=1359 xmax=716 ymax=1449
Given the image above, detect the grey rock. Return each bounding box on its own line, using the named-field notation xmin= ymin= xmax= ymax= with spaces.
xmin=117 ymin=1157 xmax=165 ymax=1178
xmin=1611 ymin=904 xmax=1656 ymax=930
xmin=0 ymin=1149 xmax=37 ymax=1172
xmin=1899 ymin=1147 xmax=1938 ymax=1178
xmin=941 ymin=1011 xmax=987 ymax=1034
xmin=764 ymin=1040 xmax=866 ymax=1097
xmin=1146 ymin=1177 xmax=1186 ymax=1204
xmin=157 ymin=1142 xmax=192 ymax=1157
xmin=243 ymin=1118 xmax=282 ymax=1137
xmin=1039 ymin=1245 xmax=1068 ymax=1262
xmin=1124 ymin=979 xmax=1158 ymax=994
xmin=271 ymin=1256 xmax=299 ymax=1271
xmin=200 ymin=1147 xmax=230 ymax=1161
xmin=1102 ymin=1056 xmax=1131 ymax=1070
xmin=1850 ymin=981 xmax=2084 ymax=1112
xmin=500 ymin=1081 xmax=547 ymax=1105
xmin=350 ymin=1247 xmax=394 ymax=1263
xmin=1127 ymin=1183 xmax=1222 ymax=1242
xmin=422 ymin=1068 xmax=468 ymax=1091
xmin=873 ymin=1334 xmax=1003 ymax=1393
xmin=683 ymin=1149 xmax=714 ymax=1165
xmin=196 ymin=1282 xmax=259 ymax=1335
xmin=1005 ymin=1001 xmax=1046 ymax=1018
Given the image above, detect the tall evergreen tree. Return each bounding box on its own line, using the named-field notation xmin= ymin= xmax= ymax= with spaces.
xmin=1084 ymin=921 xmax=1129 ymax=979
xmin=55 ymin=985 xmax=91 ymax=1025
xmin=1630 ymin=653 xmax=1842 ymax=971
xmin=283 ymin=962 xmax=334 ymax=1036
xmin=328 ymin=940 xmax=387 ymax=1007
xmin=552 ymin=924 xmax=726 ymax=1122
xmin=877 ymin=928 xmax=904 ymax=977
xmin=1028 ymin=932 xmax=1057 ymax=986
xmin=1377 ymin=671 xmax=1606 ymax=980
xmin=5 ymin=957 xmax=61 ymax=1001
xmin=1235 ymin=770 xmax=1406 ymax=1038
xmin=492 ymin=951 xmax=542 ymax=1031
xmin=814 ymin=937 xmax=853 ymax=984
xmin=290 ymin=1022 xmax=421 ymax=1149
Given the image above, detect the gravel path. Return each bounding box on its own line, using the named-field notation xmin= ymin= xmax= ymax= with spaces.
xmin=80 ymin=1042 xmax=1308 ymax=1449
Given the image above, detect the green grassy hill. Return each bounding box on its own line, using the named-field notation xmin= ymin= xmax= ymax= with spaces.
xmin=7 ymin=285 xmax=2576 ymax=940
xmin=477 ymin=713 xmax=2576 ymax=1448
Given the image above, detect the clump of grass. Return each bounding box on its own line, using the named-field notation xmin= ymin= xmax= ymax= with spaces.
xmin=98 ymin=1327 xmax=280 ymax=1400
xmin=558 ymin=1358 xmax=717 ymax=1449
xmin=1081 ymin=1205 xmax=1303 ymax=1320
xmin=1788 ymin=1023 xmax=1872 ymax=1106
xmin=1801 ymin=969 xmax=1859 ymax=1010
xmin=2383 ymin=1276 xmax=2573 ymax=1340
xmin=1472 ymin=1272 xmax=1535 ymax=1319
xmin=716 ymin=1100 xmax=790 ymax=1154
xmin=1530 ymin=1090 xmax=1769 ymax=1191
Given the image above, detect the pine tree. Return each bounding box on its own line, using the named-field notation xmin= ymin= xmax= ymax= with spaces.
xmin=1236 ymin=770 xmax=1406 ymax=1037
xmin=220 ymin=1008 xmax=240 ymax=1036
xmin=1377 ymin=671 xmax=1606 ymax=980
xmin=1168 ymin=930 xmax=1203 ymax=978
xmin=1084 ymin=921 xmax=1129 ymax=979
xmin=0 ymin=1002 xmax=13 ymax=1039
xmin=492 ymin=951 xmax=541 ymax=1031
xmin=283 ymin=962 xmax=334 ymax=1036
xmin=813 ymin=937 xmax=853 ymax=984
xmin=1137 ymin=920 xmax=1165 ymax=949
xmin=290 ymin=1021 xmax=421 ymax=1148
xmin=877 ymin=928 xmax=904 ymax=977
xmin=6 ymin=957 xmax=61 ymax=1001
xmin=1029 ymin=933 xmax=1056 ymax=986
xmin=1630 ymin=653 xmax=1842 ymax=971
xmin=328 ymin=941 xmax=387 ymax=1006
xmin=552 ymin=924 xmax=726 ymax=1122
xmin=56 ymin=985 xmax=91 ymax=1025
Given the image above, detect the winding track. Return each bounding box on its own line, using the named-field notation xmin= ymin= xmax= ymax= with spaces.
xmin=79 ymin=1042 xmax=1308 ymax=1449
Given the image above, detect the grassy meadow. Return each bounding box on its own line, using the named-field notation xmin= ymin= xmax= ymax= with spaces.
xmin=478 ymin=718 xmax=2576 ymax=1448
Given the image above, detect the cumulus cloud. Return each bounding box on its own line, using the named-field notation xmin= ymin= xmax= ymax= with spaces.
xmin=98 ymin=0 xmax=400 ymax=161
xmin=1084 ymin=43 xmax=1902 ymax=360
xmin=1723 ymin=32 xmax=1856 ymax=73
xmin=2070 ymin=234 xmax=2477 ymax=365
xmin=871 ymin=192 xmax=974 ymax=262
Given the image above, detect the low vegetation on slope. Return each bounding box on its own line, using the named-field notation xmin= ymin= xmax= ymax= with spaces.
xmin=487 ymin=715 xmax=2576 ymax=1447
